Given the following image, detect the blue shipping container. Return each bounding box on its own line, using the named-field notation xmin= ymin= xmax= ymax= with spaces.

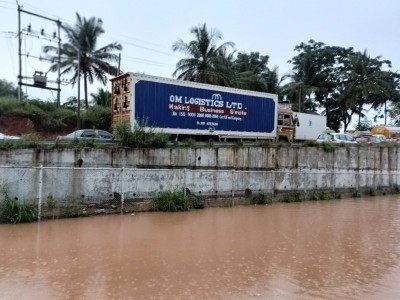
xmin=133 ymin=76 xmax=276 ymax=136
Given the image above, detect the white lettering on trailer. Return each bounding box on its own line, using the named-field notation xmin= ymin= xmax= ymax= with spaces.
xmin=169 ymin=95 xmax=183 ymax=103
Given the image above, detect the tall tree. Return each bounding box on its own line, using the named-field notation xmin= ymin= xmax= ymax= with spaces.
xmin=43 ymin=13 xmax=122 ymax=108
xmin=172 ymin=23 xmax=235 ymax=86
xmin=287 ymin=40 xmax=354 ymax=129
xmin=0 ymin=79 xmax=20 ymax=98
xmin=340 ymin=50 xmax=392 ymax=126
xmin=231 ymin=52 xmax=270 ymax=91
xmin=90 ymin=87 xmax=111 ymax=107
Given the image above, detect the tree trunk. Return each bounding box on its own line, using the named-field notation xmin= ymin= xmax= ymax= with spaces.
xmin=84 ymin=72 xmax=88 ymax=108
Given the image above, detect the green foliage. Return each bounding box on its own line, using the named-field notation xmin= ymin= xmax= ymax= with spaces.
xmin=282 ymin=190 xmax=303 ymax=203
xmin=70 ymin=138 xmax=96 ymax=148
xmin=152 ymin=190 xmax=192 ymax=212
xmin=251 ymin=193 xmax=273 ymax=205
xmin=303 ymin=140 xmax=318 ymax=147
xmin=90 ymin=88 xmax=111 ymax=107
xmin=0 ymin=135 xmax=41 ymax=150
xmin=355 ymin=120 xmax=372 ymax=131
xmin=59 ymin=199 xmax=82 ymax=218
xmin=181 ymin=138 xmax=197 ymax=148
xmin=352 ymin=189 xmax=361 ymax=198
xmin=317 ymin=190 xmax=330 ymax=200
xmin=0 ymin=97 xmax=76 ymax=132
xmin=0 ymin=186 xmax=38 ymax=224
xmin=114 ymin=121 xmax=170 ymax=148
xmin=115 ymin=121 xmax=169 ymax=148
xmin=233 ymin=140 xmax=244 ymax=148
xmin=0 ymin=79 xmax=19 ymax=97
xmin=0 ymin=96 xmax=20 ymax=114
xmin=190 ymin=196 xmax=206 ymax=209
xmin=43 ymin=13 xmax=122 ymax=107
xmin=46 ymin=195 xmax=57 ymax=211
xmin=172 ymin=23 xmax=235 ymax=86
xmin=390 ymin=184 xmax=400 ymax=194
xmin=366 ymin=188 xmax=376 ymax=196
xmin=320 ymin=142 xmax=335 ymax=152
xmin=258 ymin=140 xmax=271 ymax=148
xmin=149 ymin=132 xmax=170 ymax=148
xmin=81 ymin=105 xmax=111 ymax=130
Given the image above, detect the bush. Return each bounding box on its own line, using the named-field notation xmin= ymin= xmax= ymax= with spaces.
xmin=0 ymin=97 xmax=76 ymax=133
xmin=181 ymin=138 xmax=196 ymax=148
xmin=114 ymin=121 xmax=170 ymax=148
xmin=282 ymin=190 xmax=303 ymax=203
xmin=0 ymin=96 xmax=21 ymax=114
xmin=148 ymin=132 xmax=170 ymax=148
xmin=251 ymin=193 xmax=273 ymax=205
xmin=81 ymin=105 xmax=112 ymax=130
xmin=320 ymin=142 xmax=335 ymax=152
xmin=0 ymin=187 xmax=38 ymax=223
xmin=152 ymin=190 xmax=192 ymax=212
xmin=303 ymin=140 xmax=318 ymax=147
xmin=0 ymin=135 xmax=41 ymax=150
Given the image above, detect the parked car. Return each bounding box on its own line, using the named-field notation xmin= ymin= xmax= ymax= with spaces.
xmin=372 ymin=134 xmax=387 ymax=143
xmin=316 ymin=132 xmax=357 ymax=144
xmin=57 ymin=129 xmax=114 ymax=142
xmin=0 ymin=132 xmax=20 ymax=140
xmin=355 ymin=135 xmax=380 ymax=144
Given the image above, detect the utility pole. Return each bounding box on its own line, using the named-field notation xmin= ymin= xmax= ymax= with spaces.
xmin=17 ymin=5 xmax=62 ymax=105
xmin=57 ymin=20 xmax=61 ymax=105
xmin=298 ymin=85 xmax=301 ymax=112
xmin=17 ymin=5 xmax=22 ymax=102
xmin=77 ymin=48 xmax=81 ymax=130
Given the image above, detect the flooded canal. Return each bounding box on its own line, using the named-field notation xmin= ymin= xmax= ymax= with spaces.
xmin=1 ymin=195 xmax=400 ymax=299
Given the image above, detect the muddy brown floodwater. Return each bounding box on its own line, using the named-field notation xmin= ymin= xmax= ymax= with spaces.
xmin=1 ymin=195 xmax=400 ymax=300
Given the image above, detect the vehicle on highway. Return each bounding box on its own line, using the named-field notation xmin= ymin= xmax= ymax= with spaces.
xmin=316 ymin=132 xmax=357 ymax=144
xmin=0 ymin=132 xmax=20 ymax=140
xmin=57 ymin=129 xmax=114 ymax=142
xmin=355 ymin=135 xmax=380 ymax=144
xmin=372 ymin=134 xmax=387 ymax=143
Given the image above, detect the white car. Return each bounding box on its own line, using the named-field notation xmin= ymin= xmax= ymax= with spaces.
xmin=316 ymin=133 xmax=357 ymax=144
xmin=0 ymin=132 xmax=20 ymax=140
xmin=57 ymin=129 xmax=114 ymax=142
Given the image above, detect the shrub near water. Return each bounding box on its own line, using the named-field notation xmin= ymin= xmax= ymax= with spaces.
xmin=0 ymin=189 xmax=38 ymax=224
xmin=152 ymin=190 xmax=205 ymax=212
xmin=251 ymin=193 xmax=273 ymax=205
xmin=152 ymin=190 xmax=191 ymax=212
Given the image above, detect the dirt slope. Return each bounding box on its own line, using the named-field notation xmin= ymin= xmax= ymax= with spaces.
xmin=0 ymin=115 xmax=72 ymax=139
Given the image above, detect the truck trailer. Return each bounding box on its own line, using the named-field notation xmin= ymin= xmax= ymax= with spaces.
xmin=277 ymin=102 xmax=326 ymax=141
xmin=294 ymin=112 xmax=327 ymax=141
xmin=111 ymin=73 xmax=278 ymax=140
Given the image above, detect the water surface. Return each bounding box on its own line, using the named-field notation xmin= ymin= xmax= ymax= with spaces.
xmin=1 ymin=196 xmax=400 ymax=299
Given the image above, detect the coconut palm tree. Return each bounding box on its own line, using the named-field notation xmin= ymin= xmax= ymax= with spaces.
xmin=172 ymin=23 xmax=235 ymax=86
xmin=43 ymin=13 xmax=122 ymax=108
xmin=90 ymin=87 xmax=111 ymax=107
xmin=340 ymin=50 xmax=392 ymax=123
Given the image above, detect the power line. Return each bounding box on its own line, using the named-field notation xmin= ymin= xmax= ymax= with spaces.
xmin=12 ymin=1 xmax=181 ymax=64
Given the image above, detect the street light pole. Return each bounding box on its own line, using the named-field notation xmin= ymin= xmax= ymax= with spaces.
xmin=77 ymin=48 xmax=81 ymax=130
xmin=298 ymin=86 xmax=301 ymax=112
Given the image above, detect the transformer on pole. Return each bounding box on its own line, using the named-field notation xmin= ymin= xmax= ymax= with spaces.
xmin=17 ymin=5 xmax=62 ymax=105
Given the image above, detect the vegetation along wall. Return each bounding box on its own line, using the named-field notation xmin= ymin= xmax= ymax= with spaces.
xmin=0 ymin=145 xmax=399 ymax=212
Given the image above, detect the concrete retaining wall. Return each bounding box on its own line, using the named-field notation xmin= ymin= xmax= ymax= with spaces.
xmin=0 ymin=146 xmax=399 ymax=208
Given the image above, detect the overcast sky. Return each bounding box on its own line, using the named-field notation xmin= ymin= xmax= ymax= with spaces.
xmin=1 ymin=0 xmax=399 ymax=119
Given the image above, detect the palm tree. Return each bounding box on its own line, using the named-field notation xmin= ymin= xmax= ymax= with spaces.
xmin=90 ymin=87 xmax=111 ymax=107
xmin=340 ymin=50 xmax=392 ymax=123
xmin=43 ymin=13 xmax=122 ymax=108
xmin=172 ymin=23 xmax=235 ymax=86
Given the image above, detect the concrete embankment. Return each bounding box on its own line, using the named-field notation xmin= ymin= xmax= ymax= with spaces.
xmin=0 ymin=145 xmax=398 ymax=214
